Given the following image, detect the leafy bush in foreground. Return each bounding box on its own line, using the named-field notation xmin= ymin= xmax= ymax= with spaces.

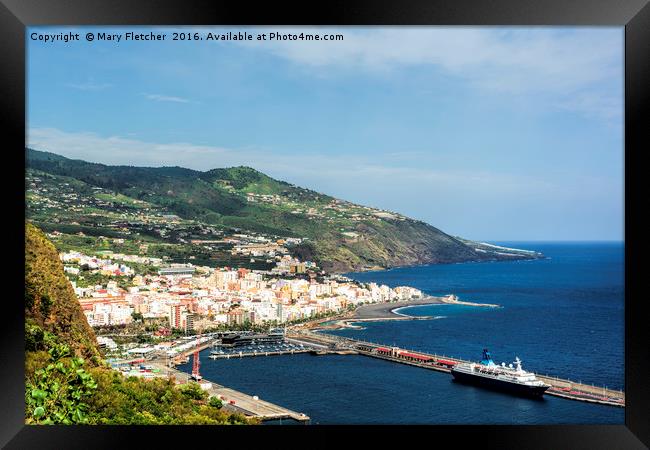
xmin=25 ymin=335 xmax=97 ymax=424
xmin=25 ymin=325 xmax=255 ymax=425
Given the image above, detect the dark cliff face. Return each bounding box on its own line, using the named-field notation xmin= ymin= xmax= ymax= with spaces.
xmin=309 ymin=218 xmax=539 ymax=274
xmin=25 ymin=222 xmax=100 ymax=360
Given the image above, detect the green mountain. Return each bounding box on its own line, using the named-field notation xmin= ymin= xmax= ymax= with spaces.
xmin=26 ymin=148 xmax=542 ymax=272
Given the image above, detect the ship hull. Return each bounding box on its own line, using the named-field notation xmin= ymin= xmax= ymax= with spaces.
xmin=451 ymin=369 xmax=549 ymax=397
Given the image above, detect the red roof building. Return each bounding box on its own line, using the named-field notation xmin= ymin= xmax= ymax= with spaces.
xmin=398 ymin=352 xmax=432 ymax=361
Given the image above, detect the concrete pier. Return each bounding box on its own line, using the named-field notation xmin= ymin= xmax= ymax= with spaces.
xmin=150 ymin=362 xmax=310 ymax=423
xmin=208 ymin=348 xmax=313 ymax=359
xmin=289 ymin=330 xmax=625 ymax=408
xmin=210 ymin=385 xmax=310 ymax=422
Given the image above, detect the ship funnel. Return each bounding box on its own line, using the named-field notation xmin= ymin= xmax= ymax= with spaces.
xmin=481 ymin=348 xmax=495 ymax=366
xmin=514 ymin=357 xmax=523 ymax=372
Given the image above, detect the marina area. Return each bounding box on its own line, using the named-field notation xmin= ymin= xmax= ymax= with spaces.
xmin=121 ymin=326 xmax=623 ymax=412
xmin=106 ymin=323 xmax=623 ymax=426
xmin=208 ymin=341 xmax=313 ymax=359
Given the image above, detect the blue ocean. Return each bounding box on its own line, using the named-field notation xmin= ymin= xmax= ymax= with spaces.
xmin=180 ymin=242 xmax=625 ymax=424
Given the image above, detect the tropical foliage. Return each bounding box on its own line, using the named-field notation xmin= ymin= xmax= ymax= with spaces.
xmin=25 ymin=331 xmax=97 ymax=425
xmin=25 ymin=323 xmax=254 ymax=425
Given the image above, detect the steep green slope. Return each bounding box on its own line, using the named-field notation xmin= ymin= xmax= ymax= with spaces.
xmin=25 ymin=221 xmax=100 ymax=361
xmin=26 ymin=148 xmax=542 ymax=272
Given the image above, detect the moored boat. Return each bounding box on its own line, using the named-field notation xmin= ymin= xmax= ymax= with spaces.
xmin=451 ymin=349 xmax=549 ymax=397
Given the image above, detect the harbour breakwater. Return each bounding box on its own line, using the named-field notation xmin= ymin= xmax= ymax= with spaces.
xmin=438 ymin=294 xmax=500 ymax=308
xmin=289 ymin=330 xmax=625 ymax=408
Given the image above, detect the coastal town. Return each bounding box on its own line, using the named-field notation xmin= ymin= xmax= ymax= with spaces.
xmin=55 ymin=242 xmax=424 ymax=343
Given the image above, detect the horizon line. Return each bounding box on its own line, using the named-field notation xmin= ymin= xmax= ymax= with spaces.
xmin=483 ymin=239 xmax=625 ymax=243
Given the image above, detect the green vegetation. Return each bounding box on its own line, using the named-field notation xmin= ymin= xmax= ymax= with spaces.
xmin=25 ymin=323 xmax=253 ymax=425
xmin=25 ymin=223 xmax=256 ymax=425
xmin=208 ymin=396 xmax=223 ymax=409
xmin=66 ymin=272 xmax=132 ymax=290
xmin=27 ymin=148 xmax=541 ymax=272
xmin=85 ymin=372 xmax=252 ymax=425
xmin=25 ymin=328 xmax=98 ymax=425
xmin=25 ymin=222 xmax=100 ymax=361
xmin=41 ymin=233 xmax=154 ymax=255
xmin=94 ymin=192 xmax=152 ymax=209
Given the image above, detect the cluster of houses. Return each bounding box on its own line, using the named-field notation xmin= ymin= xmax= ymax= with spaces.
xmin=61 ymin=251 xmax=139 ymax=277
xmin=64 ymin=250 xmax=423 ymax=331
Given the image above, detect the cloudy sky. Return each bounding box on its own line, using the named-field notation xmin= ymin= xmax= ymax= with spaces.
xmin=27 ymin=26 xmax=624 ymax=241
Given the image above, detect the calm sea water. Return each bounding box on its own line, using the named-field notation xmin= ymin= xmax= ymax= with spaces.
xmin=179 ymin=242 xmax=625 ymax=424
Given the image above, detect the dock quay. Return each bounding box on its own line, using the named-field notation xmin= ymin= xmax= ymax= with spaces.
xmin=288 ymin=330 xmax=625 ymax=407
xmin=207 ymin=337 xmax=359 ymax=359
xmin=176 ymin=338 xmax=219 ymax=359
xmin=209 ymin=348 xmax=313 ymax=359
xmin=150 ymin=362 xmax=310 ymax=423
xmin=207 ymin=348 xmax=358 ymax=358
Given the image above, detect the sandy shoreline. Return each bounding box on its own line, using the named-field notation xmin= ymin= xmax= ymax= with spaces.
xmin=352 ymin=296 xmax=447 ymax=320
xmin=352 ymin=295 xmax=500 ymax=320
xmin=310 ymin=295 xmax=501 ymax=330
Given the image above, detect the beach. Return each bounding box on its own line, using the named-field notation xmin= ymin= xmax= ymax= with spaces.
xmin=352 ymin=294 xmax=500 ymax=320
xmin=352 ymin=296 xmax=447 ymax=320
xmin=307 ymin=295 xmax=501 ymax=331
xmin=308 ymin=296 xmax=447 ymax=330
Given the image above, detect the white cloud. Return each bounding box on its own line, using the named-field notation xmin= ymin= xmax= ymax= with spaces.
xmin=234 ymin=27 xmax=622 ymax=123
xmin=143 ymin=93 xmax=191 ymax=103
xmin=27 ymin=128 xmax=228 ymax=168
xmin=66 ymin=81 xmax=112 ymax=91
xmin=27 ymin=127 xmax=555 ymax=196
xmin=244 ymin=27 xmax=621 ymax=91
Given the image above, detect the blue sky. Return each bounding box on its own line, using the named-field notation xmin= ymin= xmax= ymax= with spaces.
xmin=27 ymin=26 xmax=624 ymax=241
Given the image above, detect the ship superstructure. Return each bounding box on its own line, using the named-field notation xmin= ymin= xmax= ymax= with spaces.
xmin=451 ymin=349 xmax=550 ymax=397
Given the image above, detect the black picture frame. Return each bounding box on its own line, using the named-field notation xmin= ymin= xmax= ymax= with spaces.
xmin=2 ymin=0 xmax=647 ymax=448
